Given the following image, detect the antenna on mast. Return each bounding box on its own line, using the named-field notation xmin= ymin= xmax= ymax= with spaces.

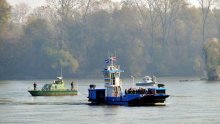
xmin=107 ymin=51 xmax=110 ymax=57
xmin=114 ymin=51 xmax=117 ymax=58
xmin=59 ymin=61 xmax=63 ymax=77
xmin=61 ymin=65 xmax=63 ymax=77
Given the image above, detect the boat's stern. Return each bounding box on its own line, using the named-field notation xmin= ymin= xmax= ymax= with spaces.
xmin=28 ymin=90 xmax=40 ymax=96
xmin=141 ymin=87 xmax=169 ymax=105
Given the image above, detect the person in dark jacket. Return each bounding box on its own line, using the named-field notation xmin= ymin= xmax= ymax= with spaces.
xmin=71 ymin=82 xmax=74 ymax=90
xmin=33 ymin=83 xmax=37 ymax=90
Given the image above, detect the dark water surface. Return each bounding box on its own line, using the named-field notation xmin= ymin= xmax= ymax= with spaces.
xmin=0 ymin=77 xmax=220 ymax=124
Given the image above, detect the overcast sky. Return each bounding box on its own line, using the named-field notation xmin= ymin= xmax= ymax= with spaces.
xmin=7 ymin=0 xmax=201 ymax=9
xmin=7 ymin=0 xmax=46 ymax=8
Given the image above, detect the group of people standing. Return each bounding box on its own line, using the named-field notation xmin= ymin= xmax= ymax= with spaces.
xmin=125 ymin=88 xmax=156 ymax=95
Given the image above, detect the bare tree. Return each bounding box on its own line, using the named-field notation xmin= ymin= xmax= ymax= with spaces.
xmin=213 ymin=8 xmax=220 ymax=39
xmin=198 ymin=0 xmax=220 ymax=78
xmin=46 ymin=0 xmax=83 ymax=21
xmin=133 ymin=0 xmax=186 ymax=46
xmin=83 ymin=0 xmax=91 ymax=21
xmin=11 ymin=2 xmax=30 ymax=24
xmin=32 ymin=6 xmax=59 ymax=24
xmin=134 ymin=0 xmax=158 ymax=54
xmin=197 ymin=0 xmax=216 ymax=43
xmin=155 ymin=0 xmax=186 ymax=45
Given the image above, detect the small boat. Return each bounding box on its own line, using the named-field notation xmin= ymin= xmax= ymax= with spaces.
xmin=136 ymin=76 xmax=156 ymax=86
xmin=28 ymin=76 xmax=77 ymax=96
xmin=88 ymin=56 xmax=169 ymax=106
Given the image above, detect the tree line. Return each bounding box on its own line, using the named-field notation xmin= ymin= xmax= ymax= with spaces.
xmin=0 ymin=0 xmax=220 ymax=79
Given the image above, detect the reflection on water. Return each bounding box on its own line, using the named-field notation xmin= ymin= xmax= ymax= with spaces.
xmin=0 ymin=78 xmax=220 ymax=123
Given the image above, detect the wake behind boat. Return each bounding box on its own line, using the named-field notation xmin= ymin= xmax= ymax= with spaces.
xmin=88 ymin=56 xmax=169 ymax=106
xmin=28 ymin=76 xmax=77 ymax=96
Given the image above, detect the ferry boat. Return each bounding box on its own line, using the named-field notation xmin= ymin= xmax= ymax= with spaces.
xmin=28 ymin=76 xmax=77 ymax=96
xmin=136 ymin=76 xmax=156 ymax=86
xmin=88 ymin=56 xmax=169 ymax=106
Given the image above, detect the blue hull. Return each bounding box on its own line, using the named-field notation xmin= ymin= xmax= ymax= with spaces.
xmin=88 ymin=89 xmax=169 ymax=106
xmin=105 ymin=95 xmax=169 ymax=106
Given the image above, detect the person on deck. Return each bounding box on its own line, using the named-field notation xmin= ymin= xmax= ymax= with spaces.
xmin=71 ymin=82 xmax=74 ymax=90
xmin=33 ymin=83 xmax=37 ymax=90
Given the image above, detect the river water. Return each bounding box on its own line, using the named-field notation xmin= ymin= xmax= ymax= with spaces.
xmin=0 ymin=77 xmax=220 ymax=124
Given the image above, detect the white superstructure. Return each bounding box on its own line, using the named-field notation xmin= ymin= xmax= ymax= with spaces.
xmin=103 ymin=56 xmax=123 ymax=97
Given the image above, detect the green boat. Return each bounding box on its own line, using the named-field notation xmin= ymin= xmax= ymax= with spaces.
xmin=28 ymin=77 xmax=77 ymax=96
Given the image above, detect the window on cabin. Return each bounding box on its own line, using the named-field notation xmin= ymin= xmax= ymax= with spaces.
xmin=111 ymin=73 xmax=115 ymax=85
xmin=156 ymin=90 xmax=165 ymax=94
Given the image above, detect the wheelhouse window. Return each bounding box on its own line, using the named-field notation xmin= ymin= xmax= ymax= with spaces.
xmin=156 ymin=90 xmax=165 ymax=94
